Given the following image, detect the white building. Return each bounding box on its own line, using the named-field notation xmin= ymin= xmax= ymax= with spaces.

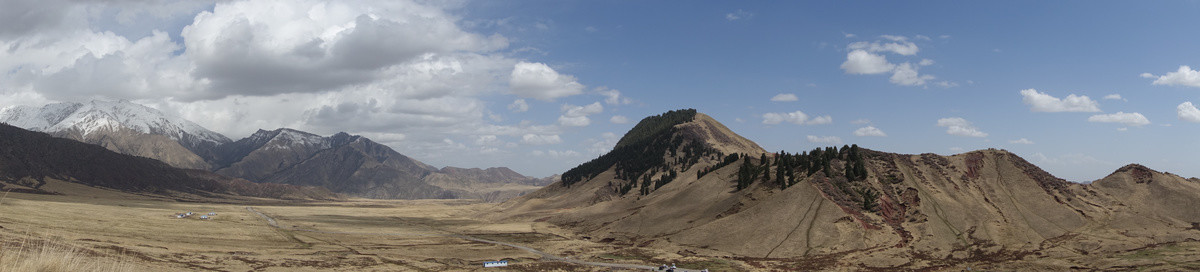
xmin=483 ymin=260 xmax=508 ymax=267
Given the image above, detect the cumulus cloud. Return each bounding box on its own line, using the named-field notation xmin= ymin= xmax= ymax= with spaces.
xmin=890 ymin=63 xmax=934 ymax=86
xmin=1103 ymin=94 xmax=1126 ymax=101
xmin=597 ymin=87 xmax=632 ymax=105
xmin=0 ymin=0 xmax=636 ymax=177
xmin=181 ymin=0 xmax=509 ymax=98
xmin=847 ymin=37 xmax=919 ymax=55
xmin=1147 ymin=66 xmax=1200 ymax=87
xmin=522 ymin=134 xmax=562 ymax=145
xmin=806 ymin=115 xmax=833 ymax=125
xmin=840 ymin=35 xmax=942 ymax=87
xmin=1009 ymin=138 xmax=1034 ymax=144
xmin=1177 ymin=102 xmax=1200 ymax=123
xmin=585 ymin=132 xmax=619 ymax=154
xmin=508 ymin=99 xmax=529 ymax=112
xmin=558 ymin=102 xmax=603 ymax=127
xmin=762 ymin=111 xmax=831 ymax=125
xmin=510 ymin=62 xmax=585 ymax=101
xmin=853 ymin=126 xmax=887 ymax=137
xmin=841 ymin=50 xmax=895 ymax=75
xmin=1019 ymin=89 xmax=1101 ymax=112
xmin=532 ymin=149 xmax=580 ymax=158
xmin=610 ymin=115 xmax=629 ymax=124
xmin=937 ymin=117 xmax=988 ymax=137
xmin=1088 ymin=112 xmax=1150 ymax=126
xmin=806 ymin=135 xmax=843 ymax=145
xmin=771 ymin=93 xmax=799 ymax=102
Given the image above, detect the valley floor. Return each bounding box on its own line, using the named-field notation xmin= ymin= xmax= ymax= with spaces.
xmin=1 ymin=183 xmax=1199 ymax=271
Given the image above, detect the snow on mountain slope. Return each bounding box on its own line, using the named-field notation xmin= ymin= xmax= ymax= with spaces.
xmin=0 ymin=100 xmax=231 ymax=145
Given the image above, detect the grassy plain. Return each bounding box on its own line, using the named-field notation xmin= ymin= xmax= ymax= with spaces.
xmin=0 ymin=181 xmax=714 ymax=271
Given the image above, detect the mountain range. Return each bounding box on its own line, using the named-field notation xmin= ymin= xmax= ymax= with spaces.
xmin=0 ymin=100 xmax=550 ymax=200
xmin=497 ymin=109 xmax=1200 ymax=270
xmin=0 ymin=123 xmax=334 ymax=201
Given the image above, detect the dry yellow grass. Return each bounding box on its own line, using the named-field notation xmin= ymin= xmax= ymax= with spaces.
xmin=0 ymin=179 xmax=694 ymax=271
xmin=1 ymin=239 xmax=133 ymax=272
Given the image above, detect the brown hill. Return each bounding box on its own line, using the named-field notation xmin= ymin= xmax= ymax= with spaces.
xmin=0 ymin=123 xmax=335 ymax=201
xmin=215 ymin=128 xmax=549 ymax=200
xmin=498 ymin=110 xmax=1200 ymax=270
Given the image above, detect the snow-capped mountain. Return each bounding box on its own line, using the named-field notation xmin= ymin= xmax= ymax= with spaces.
xmin=0 ymin=100 xmax=232 ymax=169
xmin=0 ymin=100 xmax=230 ymax=145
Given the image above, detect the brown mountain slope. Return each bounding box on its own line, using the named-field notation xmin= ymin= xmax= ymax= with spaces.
xmin=0 ymin=123 xmax=334 ymax=201
xmin=497 ymin=110 xmax=1200 ymax=270
xmin=424 ymin=167 xmax=549 ymax=202
xmin=55 ymin=127 xmax=211 ymax=169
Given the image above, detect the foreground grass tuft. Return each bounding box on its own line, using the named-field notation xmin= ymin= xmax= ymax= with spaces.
xmin=1 ymin=239 xmax=133 ymax=272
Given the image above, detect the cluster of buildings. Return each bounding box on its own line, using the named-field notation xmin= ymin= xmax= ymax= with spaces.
xmin=174 ymin=211 xmax=218 ymax=220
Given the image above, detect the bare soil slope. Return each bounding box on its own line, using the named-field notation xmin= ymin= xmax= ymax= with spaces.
xmin=499 ymin=110 xmax=1200 ymax=270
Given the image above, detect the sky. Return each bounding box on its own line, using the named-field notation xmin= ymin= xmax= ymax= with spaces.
xmin=2 ymin=0 xmax=1200 ymax=181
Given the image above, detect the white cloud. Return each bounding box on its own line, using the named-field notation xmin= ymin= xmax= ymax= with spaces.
xmin=934 ymin=81 xmax=958 ymax=88
xmin=918 ymin=59 xmax=935 ymax=66
xmin=474 ymin=135 xmax=507 ymax=148
xmin=1148 ymin=66 xmax=1200 ymax=87
xmin=558 ymin=102 xmax=603 ymax=127
xmin=726 ymin=9 xmax=754 ymax=21
xmin=1009 ymin=138 xmax=1034 ymax=144
xmin=585 ymin=132 xmax=619 ymax=154
xmin=610 ymin=115 xmax=629 ymax=124
xmin=937 ymin=117 xmax=988 ymax=137
xmin=1019 ymin=89 xmax=1101 ymax=112
xmin=763 ymin=111 xmax=807 ymax=125
xmin=532 ymin=149 xmax=579 ymax=158
xmin=848 ymin=38 xmax=919 ymax=55
xmin=853 ymin=126 xmax=887 ymax=137
xmin=841 ymin=50 xmax=895 ymax=75
xmin=890 ymin=63 xmax=935 ymax=86
xmin=1140 ymin=72 xmax=1156 ymax=79
xmin=843 ymin=33 xmax=856 ymax=38
xmin=1088 ymin=112 xmax=1150 ymax=127
xmin=1103 ymin=94 xmax=1126 ymax=101
xmin=510 ymin=62 xmax=585 ymax=101
xmin=597 ymin=87 xmax=632 ymax=105
xmin=762 ymin=111 xmax=831 ymax=125
xmin=522 ymin=134 xmax=562 ymax=145
xmin=508 ymin=99 xmax=529 ymax=112
xmin=1177 ymin=102 xmax=1200 ymax=123
xmin=806 ymin=135 xmax=843 ymax=145
xmin=806 ymin=115 xmax=833 ymax=125
xmin=770 ymin=93 xmax=799 ymax=102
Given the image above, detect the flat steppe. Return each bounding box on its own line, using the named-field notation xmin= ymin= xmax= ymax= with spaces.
xmin=3 ymin=179 xmax=1199 ymax=271
xmin=0 ymin=181 xmax=725 ymax=271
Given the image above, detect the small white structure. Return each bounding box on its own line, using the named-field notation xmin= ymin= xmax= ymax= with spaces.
xmin=483 ymin=260 xmax=508 ymax=267
xmin=208 ymin=212 xmax=217 ymax=216
xmin=200 ymin=215 xmax=210 ymax=220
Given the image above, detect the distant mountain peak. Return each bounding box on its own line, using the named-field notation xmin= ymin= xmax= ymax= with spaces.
xmin=0 ymin=100 xmax=231 ymax=145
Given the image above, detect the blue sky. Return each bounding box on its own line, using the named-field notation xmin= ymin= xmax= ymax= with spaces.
xmin=2 ymin=1 xmax=1199 ymax=181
